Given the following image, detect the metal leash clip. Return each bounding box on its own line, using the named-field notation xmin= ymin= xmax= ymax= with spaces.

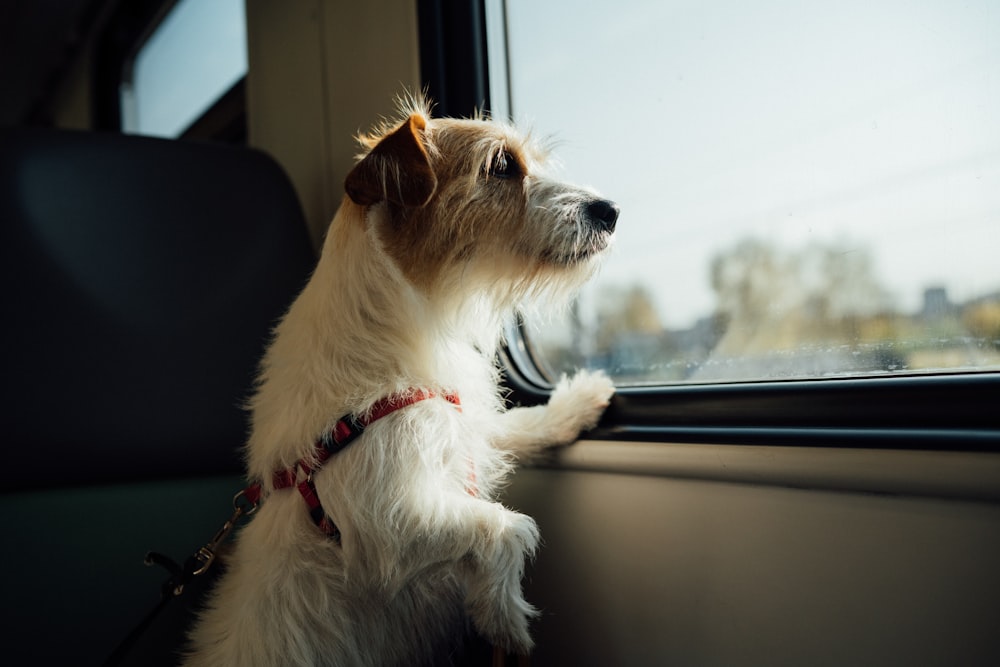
xmin=111 ymin=487 xmax=262 ymax=666
xmin=145 ymin=487 xmax=261 ymax=596
xmin=191 ymin=488 xmax=260 ymax=577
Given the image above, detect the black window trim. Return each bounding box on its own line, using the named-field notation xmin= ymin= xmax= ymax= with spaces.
xmin=418 ymin=0 xmax=491 ymax=118
xmin=504 ymin=343 xmax=1000 ymax=452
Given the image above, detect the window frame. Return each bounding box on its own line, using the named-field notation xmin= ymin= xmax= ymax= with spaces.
xmin=417 ymin=0 xmax=492 ymax=118
xmin=429 ymin=0 xmax=1000 ymax=453
xmin=96 ymin=0 xmax=247 ymax=143
xmin=504 ymin=337 xmax=1000 ymax=452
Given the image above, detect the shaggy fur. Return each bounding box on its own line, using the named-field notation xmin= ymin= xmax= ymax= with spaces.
xmin=184 ymin=97 xmax=619 ymax=666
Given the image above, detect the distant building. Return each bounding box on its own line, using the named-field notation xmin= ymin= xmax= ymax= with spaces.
xmin=921 ymin=286 xmax=954 ymax=319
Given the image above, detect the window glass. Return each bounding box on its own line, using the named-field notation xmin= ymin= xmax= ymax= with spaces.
xmin=120 ymin=0 xmax=247 ymax=138
xmin=488 ymin=0 xmax=1000 ymax=384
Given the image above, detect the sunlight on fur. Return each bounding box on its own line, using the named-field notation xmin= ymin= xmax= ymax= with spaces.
xmin=184 ymin=94 xmax=619 ymax=667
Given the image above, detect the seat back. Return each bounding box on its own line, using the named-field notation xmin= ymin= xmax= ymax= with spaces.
xmin=0 ymin=128 xmax=316 ymax=664
xmin=1 ymin=128 xmax=315 ymax=487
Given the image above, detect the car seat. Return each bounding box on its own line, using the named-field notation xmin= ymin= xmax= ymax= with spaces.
xmin=0 ymin=127 xmax=316 ymax=665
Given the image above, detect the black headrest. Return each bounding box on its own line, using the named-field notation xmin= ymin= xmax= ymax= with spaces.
xmin=0 ymin=128 xmax=316 ymax=490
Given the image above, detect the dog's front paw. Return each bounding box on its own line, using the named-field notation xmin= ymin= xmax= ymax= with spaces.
xmin=544 ymin=369 xmax=615 ymax=445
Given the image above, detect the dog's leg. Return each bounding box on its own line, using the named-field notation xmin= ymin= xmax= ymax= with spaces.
xmin=398 ymin=491 xmax=541 ymax=653
xmin=461 ymin=501 xmax=541 ymax=654
xmin=493 ymin=369 xmax=614 ymax=458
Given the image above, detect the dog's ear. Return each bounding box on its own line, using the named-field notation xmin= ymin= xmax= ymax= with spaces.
xmin=345 ymin=114 xmax=437 ymax=208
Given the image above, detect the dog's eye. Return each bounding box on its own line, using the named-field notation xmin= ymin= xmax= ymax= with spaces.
xmin=488 ymin=151 xmax=520 ymax=179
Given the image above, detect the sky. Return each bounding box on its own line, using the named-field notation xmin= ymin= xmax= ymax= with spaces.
xmin=121 ymin=0 xmax=999 ymax=332
xmin=499 ymin=0 xmax=1000 ymax=329
xmin=126 ymin=0 xmax=246 ymax=137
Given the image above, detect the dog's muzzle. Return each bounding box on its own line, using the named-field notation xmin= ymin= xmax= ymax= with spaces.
xmin=584 ymin=198 xmax=619 ymax=234
xmin=563 ymin=197 xmax=618 ymax=262
xmin=534 ymin=192 xmax=620 ymax=266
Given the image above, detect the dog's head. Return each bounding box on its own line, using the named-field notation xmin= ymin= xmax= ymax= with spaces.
xmin=343 ymin=99 xmax=618 ymax=300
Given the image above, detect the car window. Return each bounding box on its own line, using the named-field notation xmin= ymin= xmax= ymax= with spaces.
xmin=120 ymin=0 xmax=246 ymax=138
xmin=487 ymin=0 xmax=1000 ymax=385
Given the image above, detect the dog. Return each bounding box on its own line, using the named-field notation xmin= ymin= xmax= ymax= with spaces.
xmin=184 ymin=96 xmax=619 ymax=666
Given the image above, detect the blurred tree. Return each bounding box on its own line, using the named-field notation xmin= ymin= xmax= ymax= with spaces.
xmin=963 ymin=300 xmax=1000 ymax=347
xmin=709 ymin=237 xmax=892 ymax=354
xmin=594 ymin=284 xmax=662 ymax=351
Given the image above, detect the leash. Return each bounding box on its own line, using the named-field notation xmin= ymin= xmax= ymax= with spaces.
xmin=102 ymin=489 xmax=259 ymax=667
xmin=103 ymin=390 xmax=460 ymax=665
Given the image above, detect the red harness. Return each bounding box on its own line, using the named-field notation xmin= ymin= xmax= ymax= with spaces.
xmin=242 ymin=391 xmax=462 ymax=540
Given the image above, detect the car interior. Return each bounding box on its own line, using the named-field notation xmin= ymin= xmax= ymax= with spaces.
xmin=2 ymin=1 xmax=998 ymax=666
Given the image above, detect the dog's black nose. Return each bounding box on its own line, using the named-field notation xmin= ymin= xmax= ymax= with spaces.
xmin=585 ymin=199 xmax=619 ymax=233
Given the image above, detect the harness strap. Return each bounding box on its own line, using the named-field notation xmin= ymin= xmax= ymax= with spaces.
xmin=107 ymin=391 xmax=466 ymax=665
xmin=246 ymin=390 xmax=462 ymax=539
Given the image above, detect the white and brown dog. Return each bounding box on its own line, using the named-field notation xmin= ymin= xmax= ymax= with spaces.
xmin=185 ymin=97 xmax=618 ymax=666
